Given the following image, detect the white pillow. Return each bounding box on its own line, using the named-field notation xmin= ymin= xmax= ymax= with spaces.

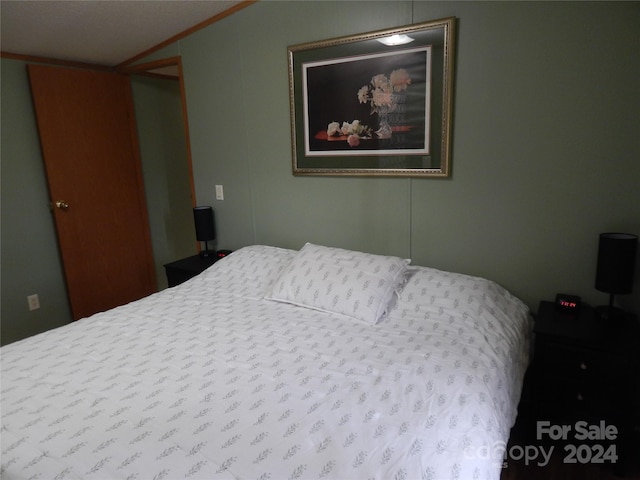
xmin=267 ymin=243 xmax=410 ymax=324
xmin=199 ymin=245 xmax=297 ymax=298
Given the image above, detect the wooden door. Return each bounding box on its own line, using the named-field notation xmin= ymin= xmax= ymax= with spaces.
xmin=28 ymin=64 xmax=156 ymax=320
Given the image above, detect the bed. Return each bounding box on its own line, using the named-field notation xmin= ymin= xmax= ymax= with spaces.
xmin=1 ymin=243 xmax=532 ymax=480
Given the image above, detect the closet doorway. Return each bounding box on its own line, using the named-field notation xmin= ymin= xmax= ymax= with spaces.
xmin=125 ymin=57 xmax=198 ymax=289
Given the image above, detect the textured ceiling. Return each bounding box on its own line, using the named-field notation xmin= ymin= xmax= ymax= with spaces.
xmin=0 ymin=0 xmax=245 ymax=67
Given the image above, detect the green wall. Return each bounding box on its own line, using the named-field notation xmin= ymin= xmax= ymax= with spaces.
xmin=179 ymin=1 xmax=640 ymax=311
xmin=0 ymin=59 xmax=72 ymax=343
xmin=2 ymin=1 xmax=639 ymax=344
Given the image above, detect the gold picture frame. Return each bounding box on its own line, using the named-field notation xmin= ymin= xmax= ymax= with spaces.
xmin=288 ymin=17 xmax=456 ymax=177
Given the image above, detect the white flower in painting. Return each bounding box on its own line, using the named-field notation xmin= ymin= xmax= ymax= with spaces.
xmin=358 ymin=69 xmax=410 ymax=116
xmin=371 ymin=74 xmax=389 ymax=91
xmin=390 ymin=68 xmax=411 ymax=92
xmin=357 ymin=86 xmax=369 ymax=104
xmin=325 ymin=119 xmax=373 ymax=146
xmin=372 ymin=89 xmax=394 ymax=109
xmin=327 ymin=121 xmax=340 ymax=136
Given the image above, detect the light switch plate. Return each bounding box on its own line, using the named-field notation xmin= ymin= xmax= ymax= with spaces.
xmin=28 ymin=294 xmax=40 ymax=311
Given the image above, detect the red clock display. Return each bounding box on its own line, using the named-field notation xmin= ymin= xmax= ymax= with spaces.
xmin=559 ymin=300 xmax=578 ymax=308
xmin=555 ymin=294 xmax=581 ymax=311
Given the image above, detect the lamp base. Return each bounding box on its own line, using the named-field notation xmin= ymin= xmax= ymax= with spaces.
xmin=198 ymin=239 xmax=216 ymax=258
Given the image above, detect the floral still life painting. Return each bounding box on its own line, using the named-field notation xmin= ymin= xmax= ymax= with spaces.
xmin=288 ymin=17 xmax=456 ymax=176
xmin=303 ymin=47 xmax=431 ymax=156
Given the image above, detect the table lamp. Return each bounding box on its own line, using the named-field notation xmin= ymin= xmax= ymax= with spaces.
xmin=595 ymin=232 xmax=637 ymax=320
xmin=193 ymin=206 xmax=216 ymax=258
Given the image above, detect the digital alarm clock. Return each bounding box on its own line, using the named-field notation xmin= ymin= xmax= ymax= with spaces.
xmin=216 ymin=249 xmax=232 ymax=259
xmin=555 ymin=293 xmax=581 ymax=312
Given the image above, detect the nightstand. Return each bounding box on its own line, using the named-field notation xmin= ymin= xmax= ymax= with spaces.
xmin=163 ymin=254 xmax=218 ymax=287
xmin=532 ymin=300 xmax=639 ymax=473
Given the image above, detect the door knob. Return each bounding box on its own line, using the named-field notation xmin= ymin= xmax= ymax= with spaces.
xmin=55 ymin=200 xmax=69 ymax=210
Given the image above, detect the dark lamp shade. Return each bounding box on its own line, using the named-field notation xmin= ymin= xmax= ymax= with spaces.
xmin=193 ymin=206 xmax=216 ymax=242
xmin=595 ymin=233 xmax=637 ymax=294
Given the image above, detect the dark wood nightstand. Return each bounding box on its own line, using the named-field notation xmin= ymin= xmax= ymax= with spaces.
xmin=532 ymin=300 xmax=639 ymax=474
xmin=163 ymin=254 xmax=218 ymax=287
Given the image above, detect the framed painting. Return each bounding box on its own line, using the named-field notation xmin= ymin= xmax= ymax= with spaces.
xmin=288 ymin=17 xmax=456 ymax=177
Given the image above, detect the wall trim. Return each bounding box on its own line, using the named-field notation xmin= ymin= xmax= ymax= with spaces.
xmin=117 ymin=0 xmax=257 ymax=69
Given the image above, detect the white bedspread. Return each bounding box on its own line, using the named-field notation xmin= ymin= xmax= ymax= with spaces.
xmin=1 ymin=245 xmax=532 ymax=480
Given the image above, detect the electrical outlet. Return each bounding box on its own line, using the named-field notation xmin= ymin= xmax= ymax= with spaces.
xmin=215 ymin=184 xmax=224 ymax=201
xmin=27 ymin=294 xmax=40 ymax=311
